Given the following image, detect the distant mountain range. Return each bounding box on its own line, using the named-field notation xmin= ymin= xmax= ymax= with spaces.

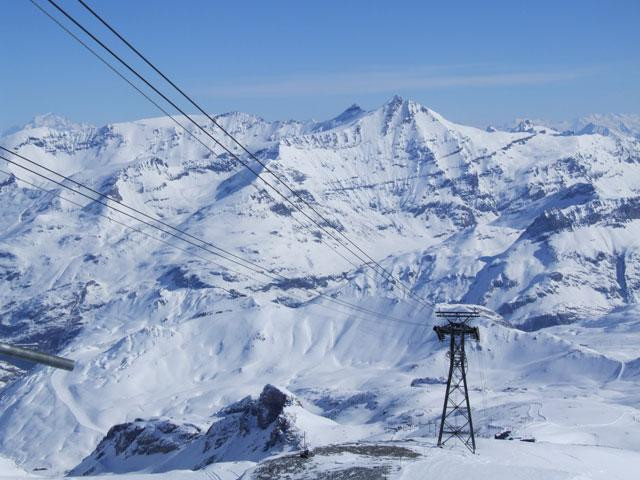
xmin=5 ymin=109 xmax=640 ymax=141
xmin=496 ymin=112 xmax=640 ymax=139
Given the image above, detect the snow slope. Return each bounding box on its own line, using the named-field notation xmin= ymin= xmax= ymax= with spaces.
xmin=0 ymin=98 xmax=639 ymax=476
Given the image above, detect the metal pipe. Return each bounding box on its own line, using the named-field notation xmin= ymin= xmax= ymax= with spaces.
xmin=0 ymin=342 xmax=75 ymax=371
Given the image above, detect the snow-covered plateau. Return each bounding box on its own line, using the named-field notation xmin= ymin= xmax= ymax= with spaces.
xmin=0 ymin=97 xmax=639 ymax=478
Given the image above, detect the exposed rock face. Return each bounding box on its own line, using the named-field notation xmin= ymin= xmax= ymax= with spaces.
xmin=70 ymin=385 xmax=307 ymax=475
xmin=410 ymin=377 xmax=446 ymax=387
xmin=70 ymin=419 xmax=201 ymax=476
xmin=190 ymin=384 xmax=304 ymax=468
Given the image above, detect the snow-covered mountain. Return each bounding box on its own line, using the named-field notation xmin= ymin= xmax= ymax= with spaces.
xmin=0 ymin=97 xmax=639 ymax=477
xmin=500 ymin=113 xmax=640 ymax=139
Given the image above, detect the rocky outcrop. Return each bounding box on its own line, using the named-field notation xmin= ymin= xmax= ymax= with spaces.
xmin=70 ymin=420 xmax=201 ymax=476
xmin=70 ymin=385 xmax=311 ymax=475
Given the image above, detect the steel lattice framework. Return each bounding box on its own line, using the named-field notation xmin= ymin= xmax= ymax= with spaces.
xmin=433 ymin=310 xmax=480 ymax=453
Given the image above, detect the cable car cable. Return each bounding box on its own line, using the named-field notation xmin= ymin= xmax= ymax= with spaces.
xmin=41 ymin=0 xmax=432 ymax=308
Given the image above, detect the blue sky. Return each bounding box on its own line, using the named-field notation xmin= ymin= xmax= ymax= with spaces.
xmin=1 ymin=0 xmax=638 ymax=131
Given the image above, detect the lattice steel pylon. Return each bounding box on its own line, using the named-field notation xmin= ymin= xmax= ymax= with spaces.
xmin=433 ymin=309 xmax=480 ymax=453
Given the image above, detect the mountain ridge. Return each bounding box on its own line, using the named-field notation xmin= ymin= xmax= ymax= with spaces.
xmin=0 ymin=96 xmax=639 ymax=474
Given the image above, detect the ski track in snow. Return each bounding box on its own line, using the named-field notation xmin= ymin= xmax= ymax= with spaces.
xmin=50 ymin=369 xmax=105 ymax=435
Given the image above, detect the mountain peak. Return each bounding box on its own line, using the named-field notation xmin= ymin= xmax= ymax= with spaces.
xmin=23 ymin=113 xmax=90 ymax=132
xmin=374 ymin=95 xmax=448 ymax=134
xmin=332 ymin=103 xmax=365 ymax=123
xmin=504 ymin=118 xmax=553 ymax=134
xmin=381 ymin=95 xmax=437 ymax=117
xmin=343 ymin=103 xmax=364 ymax=114
xmin=310 ymin=103 xmax=366 ymax=132
xmin=383 ymin=94 xmax=405 ymax=111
